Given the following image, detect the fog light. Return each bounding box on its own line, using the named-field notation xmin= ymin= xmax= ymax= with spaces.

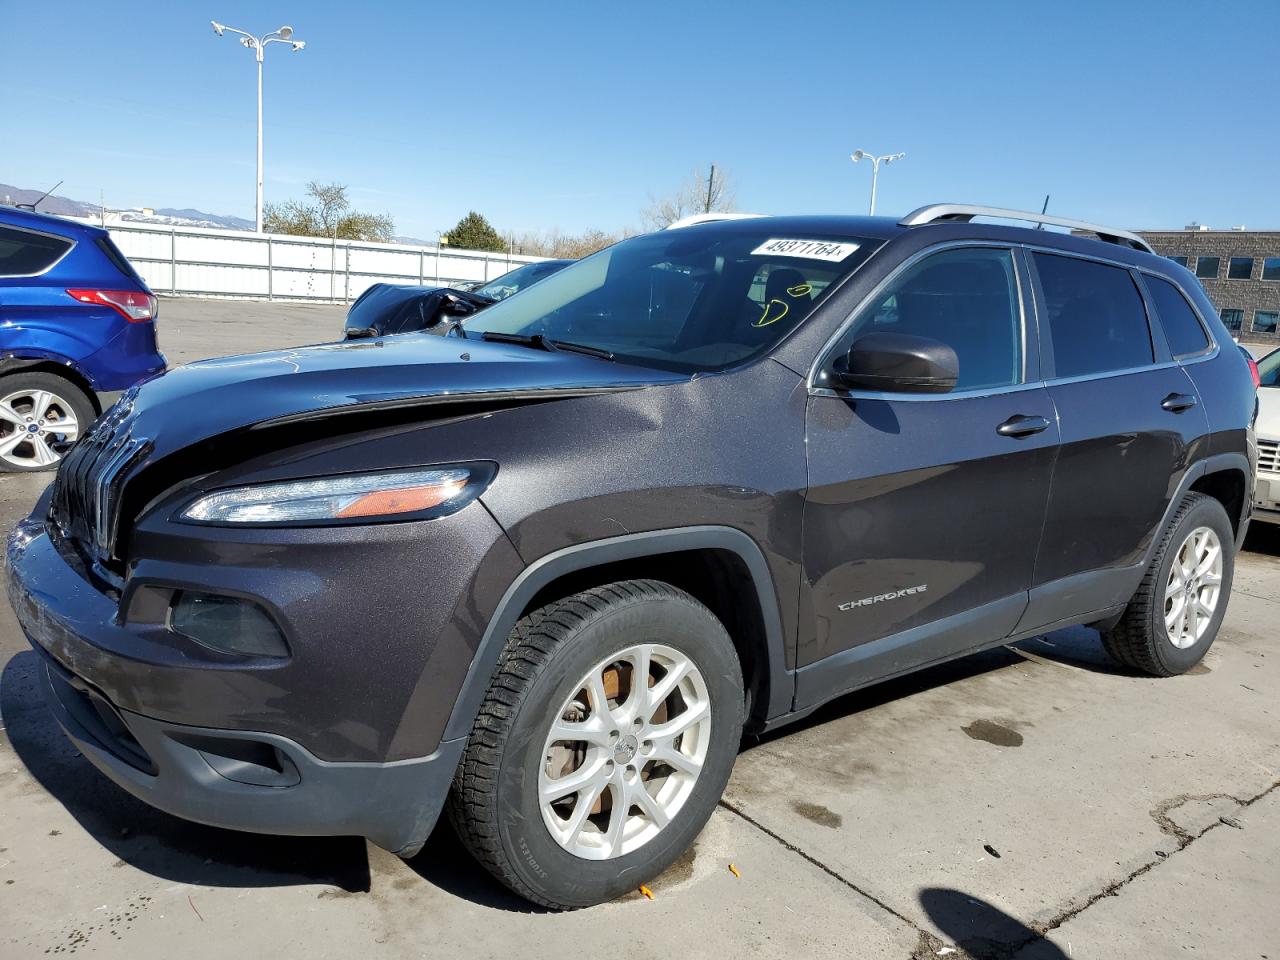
xmin=169 ymin=591 xmax=290 ymax=658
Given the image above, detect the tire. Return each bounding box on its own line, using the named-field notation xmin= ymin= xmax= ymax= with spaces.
xmin=448 ymin=579 xmax=744 ymax=909
xmin=0 ymin=372 xmax=94 ymax=472
xmin=1101 ymin=492 xmax=1234 ymax=676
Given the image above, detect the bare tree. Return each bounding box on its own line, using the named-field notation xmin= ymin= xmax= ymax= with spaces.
xmin=264 ymin=181 xmax=394 ymax=243
xmin=509 ymin=227 xmax=633 ymax=259
xmin=641 ymin=165 xmax=737 ymax=230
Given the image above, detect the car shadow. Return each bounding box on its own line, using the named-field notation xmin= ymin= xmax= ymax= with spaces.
xmin=1 ymin=649 xmax=372 ymax=893
xmin=400 ymin=820 xmax=549 ymax=913
xmin=1243 ymin=520 xmax=1280 ymax=556
xmin=918 ymin=887 xmax=1068 ymax=959
xmin=744 ymin=623 xmax=1128 ymax=749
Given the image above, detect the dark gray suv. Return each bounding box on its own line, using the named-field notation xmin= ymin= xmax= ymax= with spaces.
xmin=7 ymin=204 xmax=1258 ymax=908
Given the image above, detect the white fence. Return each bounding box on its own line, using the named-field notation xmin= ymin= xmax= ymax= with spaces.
xmin=102 ymin=221 xmax=544 ymax=304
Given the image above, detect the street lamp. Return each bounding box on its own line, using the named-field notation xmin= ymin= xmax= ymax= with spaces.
xmin=850 ymin=149 xmax=905 ymax=216
xmin=210 ymin=20 xmax=307 ymax=233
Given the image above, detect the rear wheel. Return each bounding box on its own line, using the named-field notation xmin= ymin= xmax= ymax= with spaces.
xmin=449 ymin=579 xmax=744 ymax=908
xmin=0 ymin=373 xmax=93 ymax=472
xmin=1102 ymin=492 xmax=1234 ymax=676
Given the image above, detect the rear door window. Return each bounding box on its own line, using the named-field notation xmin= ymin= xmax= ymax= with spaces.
xmin=0 ymin=225 xmax=74 ymax=277
xmin=1034 ymin=253 xmax=1154 ymax=379
xmin=1144 ymin=275 xmax=1210 ymax=358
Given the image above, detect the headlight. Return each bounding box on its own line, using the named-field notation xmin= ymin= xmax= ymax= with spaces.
xmin=180 ymin=465 xmax=490 ymax=526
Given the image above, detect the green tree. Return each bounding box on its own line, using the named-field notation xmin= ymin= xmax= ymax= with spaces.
xmin=445 ymin=211 xmax=506 ymax=252
xmin=264 ymin=181 xmax=394 ymax=243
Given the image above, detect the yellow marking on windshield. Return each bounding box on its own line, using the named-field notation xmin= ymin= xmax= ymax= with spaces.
xmin=787 ymin=283 xmax=812 ymax=297
xmin=754 ymin=299 xmax=790 ymax=327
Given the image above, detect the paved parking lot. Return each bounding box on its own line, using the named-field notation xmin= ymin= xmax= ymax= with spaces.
xmin=1 ymin=299 xmax=1277 ymax=959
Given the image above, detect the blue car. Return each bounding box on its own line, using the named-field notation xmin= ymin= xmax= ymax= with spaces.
xmin=0 ymin=207 xmax=165 ymax=470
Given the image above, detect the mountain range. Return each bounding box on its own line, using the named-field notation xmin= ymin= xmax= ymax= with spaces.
xmin=0 ymin=183 xmax=255 ymax=231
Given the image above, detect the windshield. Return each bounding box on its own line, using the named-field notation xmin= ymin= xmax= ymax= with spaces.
xmin=461 ymin=228 xmax=879 ymax=373
xmin=475 ymin=260 xmax=570 ymax=301
xmin=1260 ymin=348 xmax=1280 ymax=387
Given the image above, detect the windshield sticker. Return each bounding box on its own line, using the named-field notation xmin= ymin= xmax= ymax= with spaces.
xmin=751 ymin=238 xmax=860 ymax=262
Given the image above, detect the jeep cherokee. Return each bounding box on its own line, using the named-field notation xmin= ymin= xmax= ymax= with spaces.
xmin=6 ymin=204 xmax=1258 ymax=908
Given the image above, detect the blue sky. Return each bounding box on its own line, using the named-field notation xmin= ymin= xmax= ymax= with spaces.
xmin=3 ymin=0 xmax=1278 ymax=238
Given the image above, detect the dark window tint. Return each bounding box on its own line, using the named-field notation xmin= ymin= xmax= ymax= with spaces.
xmin=842 ymin=247 xmax=1022 ymax=390
xmin=1228 ymin=256 xmax=1254 ymax=280
xmin=1263 ymin=258 xmax=1280 ymax=281
xmin=1034 ymin=253 xmax=1153 ymax=378
xmin=1145 ymin=276 xmax=1210 ymax=357
xmin=1220 ymin=308 xmax=1244 ymax=332
xmin=1194 ymin=256 xmax=1220 ymax=279
xmin=95 ymin=237 xmax=142 ymax=282
xmin=1254 ymin=311 xmax=1279 ymax=334
xmin=0 ymin=225 xmax=73 ymax=277
xmin=1167 ymin=255 xmax=1189 ymax=267
xmin=1259 ymin=348 xmax=1280 ymax=386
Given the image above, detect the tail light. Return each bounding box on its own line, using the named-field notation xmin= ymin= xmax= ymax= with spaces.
xmin=66 ymin=289 xmax=157 ymax=323
xmin=1247 ymin=355 xmax=1261 ymax=389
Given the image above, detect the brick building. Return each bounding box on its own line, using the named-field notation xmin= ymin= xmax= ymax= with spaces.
xmin=1138 ymin=227 xmax=1280 ymax=344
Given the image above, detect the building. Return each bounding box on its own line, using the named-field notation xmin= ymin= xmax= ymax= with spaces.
xmin=1138 ymin=226 xmax=1280 ymax=344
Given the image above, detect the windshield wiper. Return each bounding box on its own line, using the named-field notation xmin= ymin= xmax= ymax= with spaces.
xmin=480 ymin=331 xmax=614 ymax=361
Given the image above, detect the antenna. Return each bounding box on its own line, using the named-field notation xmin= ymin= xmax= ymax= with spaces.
xmin=16 ymin=180 xmax=64 ymax=212
xmin=1036 ymin=194 xmax=1050 ymax=229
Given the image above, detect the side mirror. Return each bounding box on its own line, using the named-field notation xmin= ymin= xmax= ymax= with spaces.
xmin=832 ymin=332 xmax=959 ymax=394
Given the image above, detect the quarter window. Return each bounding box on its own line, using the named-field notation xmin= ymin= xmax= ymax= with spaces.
xmin=1145 ymin=275 xmax=1210 ymax=358
xmin=1228 ymin=257 xmax=1254 ymax=280
xmin=1254 ymin=311 xmax=1278 ymax=334
xmin=1034 ymin=253 xmax=1154 ymax=378
xmin=1263 ymin=258 xmax=1280 ymax=281
xmin=1220 ymin=308 xmax=1244 ymax=332
xmin=0 ymin=225 xmax=73 ymax=277
xmin=1195 ymin=257 xmax=1220 ymax=280
xmin=838 ymin=247 xmax=1022 ymax=391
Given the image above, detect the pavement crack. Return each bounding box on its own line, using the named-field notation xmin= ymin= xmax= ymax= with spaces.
xmin=1233 ymin=587 xmax=1280 ymax=607
xmin=1028 ymin=777 xmax=1280 ymax=943
xmin=716 ymin=798 xmax=939 ymax=948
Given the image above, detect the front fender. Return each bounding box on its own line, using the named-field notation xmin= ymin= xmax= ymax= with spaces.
xmin=438 ymin=525 xmax=794 ymax=746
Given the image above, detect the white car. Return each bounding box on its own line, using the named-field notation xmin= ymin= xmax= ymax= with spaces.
xmin=1254 ymin=348 xmax=1280 ymax=524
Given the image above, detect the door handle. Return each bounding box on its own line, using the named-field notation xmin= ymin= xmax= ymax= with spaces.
xmin=997 ymin=414 xmax=1052 ymax=438
xmin=1161 ymin=392 xmax=1198 ymax=413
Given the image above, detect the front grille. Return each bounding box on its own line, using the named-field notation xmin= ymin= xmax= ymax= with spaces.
xmin=1260 ymin=439 xmax=1279 ymax=476
xmin=48 ymin=389 xmax=151 ymax=565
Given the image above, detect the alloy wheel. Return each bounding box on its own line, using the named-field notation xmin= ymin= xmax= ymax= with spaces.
xmin=538 ymin=643 xmax=712 ymax=860
xmin=0 ymin=389 xmax=81 ymax=468
xmin=1163 ymin=525 xmax=1223 ymax=649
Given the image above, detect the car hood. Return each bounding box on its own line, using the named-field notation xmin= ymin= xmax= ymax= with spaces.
xmin=1257 ymin=388 xmax=1280 ymax=442
xmin=115 ymin=333 xmax=680 ymax=458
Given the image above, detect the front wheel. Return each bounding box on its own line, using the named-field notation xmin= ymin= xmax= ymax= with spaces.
xmin=1102 ymin=492 xmax=1235 ymax=676
xmin=449 ymin=580 xmax=744 ymax=909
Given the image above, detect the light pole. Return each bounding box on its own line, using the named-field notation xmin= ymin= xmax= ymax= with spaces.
xmin=210 ymin=20 xmax=306 ymax=233
xmin=850 ymin=149 xmax=905 ymax=216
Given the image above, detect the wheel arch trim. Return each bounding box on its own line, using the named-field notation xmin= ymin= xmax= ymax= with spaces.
xmin=440 ymin=525 xmax=794 ymax=743
xmin=1151 ymin=452 xmax=1252 ymax=560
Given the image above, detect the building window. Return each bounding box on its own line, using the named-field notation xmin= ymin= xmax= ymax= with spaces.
xmin=1228 ymin=257 xmax=1254 ymax=280
xmin=1195 ymin=256 xmax=1220 ymax=280
xmin=1263 ymin=257 xmax=1280 ymax=281
xmin=1220 ymin=308 xmax=1244 ymax=331
xmin=1166 ymin=255 xmax=1189 ymax=267
xmin=1255 ymin=311 xmax=1279 ymax=334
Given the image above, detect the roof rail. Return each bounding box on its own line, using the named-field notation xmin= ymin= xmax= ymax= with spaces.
xmin=899 ymin=203 xmax=1154 ymax=255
